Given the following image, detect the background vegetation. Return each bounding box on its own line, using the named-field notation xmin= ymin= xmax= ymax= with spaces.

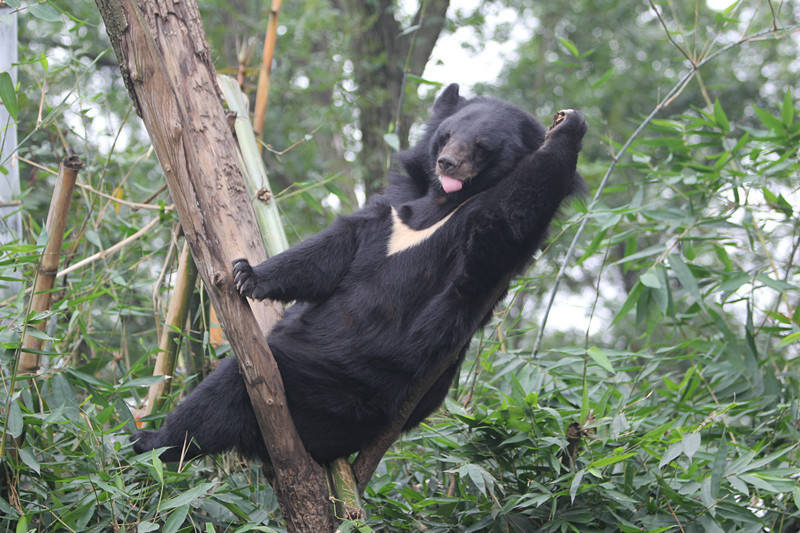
xmin=1 ymin=0 xmax=799 ymax=531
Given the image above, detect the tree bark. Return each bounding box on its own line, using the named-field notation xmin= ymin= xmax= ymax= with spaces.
xmin=93 ymin=1 xmax=333 ymax=530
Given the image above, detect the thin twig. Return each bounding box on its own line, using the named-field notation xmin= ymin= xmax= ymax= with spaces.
xmin=649 ymin=0 xmax=695 ymax=65
xmin=139 ymin=183 xmax=168 ymax=207
xmin=532 ymin=24 xmax=798 ymax=357
xmin=74 ymin=181 xmax=172 ymax=211
xmin=55 ymin=216 xmax=162 ymax=279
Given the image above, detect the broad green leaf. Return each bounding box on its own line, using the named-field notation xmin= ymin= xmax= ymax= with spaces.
xmin=137 ymin=522 xmax=159 ymax=533
xmin=0 ymin=72 xmax=18 ymax=122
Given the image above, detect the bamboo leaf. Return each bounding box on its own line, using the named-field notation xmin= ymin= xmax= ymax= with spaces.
xmin=383 ymin=133 xmax=400 ymax=151
xmin=18 ymin=448 xmax=40 ymax=474
xmin=682 ymin=432 xmax=701 ymax=460
xmin=0 ymin=72 xmax=17 ymax=122
xmin=591 ymin=67 xmax=615 ymax=89
xmin=781 ymin=89 xmax=794 ymax=126
xmin=159 ymin=482 xmax=216 ymax=511
xmin=558 ymin=37 xmax=580 ymax=57
xmin=752 ymin=105 xmax=784 ymax=131
xmin=713 ymin=99 xmax=730 ymax=132
xmin=669 ymin=254 xmax=702 ymax=305
xmin=589 ymin=451 xmax=637 ymax=469
xmin=570 ymin=469 xmax=585 ymax=503
xmin=611 ymin=282 xmax=643 ymax=326
xmin=7 ymin=401 xmax=23 ymax=438
xmin=163 ymin=505 xmax=190 ymax=533
xmin=586 ymin=347 xmax=615 ymax=374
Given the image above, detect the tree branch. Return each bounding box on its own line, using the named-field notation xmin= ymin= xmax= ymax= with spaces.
xmin=354 ymin=272 xmax=514 ymax=492
xmin=408 ymin=0 xmax=450 ymax=76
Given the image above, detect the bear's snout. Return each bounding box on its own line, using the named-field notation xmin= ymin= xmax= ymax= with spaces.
xmin=436 ymin=139 xmax=474 ymax=180
xmin=437 ymin=155 xmax=458 ymax=174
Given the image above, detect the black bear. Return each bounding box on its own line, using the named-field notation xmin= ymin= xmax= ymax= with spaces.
xmin=132 ymin=84 xmax=587 ymax=464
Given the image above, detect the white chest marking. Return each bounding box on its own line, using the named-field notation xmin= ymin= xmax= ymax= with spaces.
xmin=387 ymin=207 xmax=457 ymax=256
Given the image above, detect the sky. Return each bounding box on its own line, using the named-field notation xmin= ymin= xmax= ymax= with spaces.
xmin=409 ymin=0 xmax=735 ymax=95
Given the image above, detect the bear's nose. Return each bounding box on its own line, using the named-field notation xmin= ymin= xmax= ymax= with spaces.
xmin=437 ymin=156 xmax=458 ymax=174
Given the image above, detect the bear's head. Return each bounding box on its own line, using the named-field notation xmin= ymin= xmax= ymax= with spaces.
xmin=396 ymin=84 xmax=547 ymax=202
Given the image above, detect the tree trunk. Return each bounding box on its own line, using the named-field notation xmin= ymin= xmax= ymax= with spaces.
xmin=93 ymin=1 xmax=333 ymax=530
xmin=339 ymin=0 xmax=450 ymax=196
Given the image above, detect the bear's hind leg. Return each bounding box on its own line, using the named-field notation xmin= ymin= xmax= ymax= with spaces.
xmin=132 ymin=357 xmax=268 ymax=463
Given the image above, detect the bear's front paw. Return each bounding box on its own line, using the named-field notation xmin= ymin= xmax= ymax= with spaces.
xmin=131 ymin=430 xmax=160 ymax=455
xmin=547 ymin=109 xmax=587 ymax=140
xmin=232 ymin=258 xmax=261 ymax=298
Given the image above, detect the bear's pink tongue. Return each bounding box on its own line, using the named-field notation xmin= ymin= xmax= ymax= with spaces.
xmin=440 ymin=175 xmax=463 ymax=194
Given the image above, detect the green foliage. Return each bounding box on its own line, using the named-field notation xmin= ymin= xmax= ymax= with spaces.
xmin=1 ymin=0 xmax=799 ymax=532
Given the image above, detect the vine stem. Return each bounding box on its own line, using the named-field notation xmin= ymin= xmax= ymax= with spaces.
xmin=531 ymin=23 xmax=799 ymax=358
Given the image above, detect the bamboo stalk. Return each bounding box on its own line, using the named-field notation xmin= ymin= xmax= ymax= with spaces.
xmin=19 ymin=156 xmax=83 ymax=373
xmin=140 ymin=241 xmax=198 ymax=418
xmin=218 ymin=75 xmax=288 ymax=256
xmin=252 ymin=0 xmax=283 ymax=151
xmin=329 ymin=459 xmax=363 ymax=521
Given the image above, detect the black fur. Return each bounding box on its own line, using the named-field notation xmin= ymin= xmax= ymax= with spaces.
xmin=132 ymin=84 xmax=587 ymax=464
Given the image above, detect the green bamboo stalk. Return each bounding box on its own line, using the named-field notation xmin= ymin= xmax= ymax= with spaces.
xmin=219 ymin=75 xmax=362 ymax=517
xmin=19 ymin=156 xmax=83 ymax=373
xmin=217 ymin=74 xmax=288 ymax=257
xmin=141 ymin=241 xmax=198 ymax=419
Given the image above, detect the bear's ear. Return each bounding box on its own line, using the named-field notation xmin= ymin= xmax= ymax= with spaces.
xmin=433 ymin=83 xmax=460 ymax=115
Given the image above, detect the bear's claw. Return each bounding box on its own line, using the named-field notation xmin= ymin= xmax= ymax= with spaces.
xmin=232 ymin=258 xmax=256 ymax=297
xmin=551 ymin=109 xmax=575 ymax=128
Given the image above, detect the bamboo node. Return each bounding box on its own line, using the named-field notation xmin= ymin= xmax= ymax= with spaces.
xmin=64 ymin=155 xmax=85 ymax=170
xmin=256 ymin=187 xmax=273 ymax=203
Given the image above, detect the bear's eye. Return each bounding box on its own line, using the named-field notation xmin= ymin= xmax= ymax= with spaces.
xmin=434 ymin=131 xmax=451 ymax=153
xmin=474 ymin=138 xmax=489 ymax=153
